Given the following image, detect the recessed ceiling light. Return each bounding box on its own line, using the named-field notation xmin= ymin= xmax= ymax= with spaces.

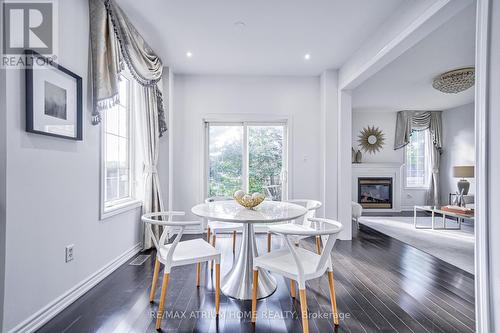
xmin=234 ymin=21 xmax=246 ymax=30
xmin=304 ymin=53 xmax=311 ymax=60
xmin=186 ymin=51 xmax=193 ymax=58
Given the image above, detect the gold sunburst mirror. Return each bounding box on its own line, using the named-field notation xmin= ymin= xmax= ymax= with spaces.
xmin=358 ymin=126 xmax=385 ymax=154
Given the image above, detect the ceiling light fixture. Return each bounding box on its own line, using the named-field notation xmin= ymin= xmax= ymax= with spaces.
xmin=186 ymin=51 xmax=193 ymax=58
xmin=304 ymin=53 xmax=311 ymax=60
xmin=432 ymin=67 xmax=475 ymax=94
xmin=234 ymin=21 xmax=246 ymax=31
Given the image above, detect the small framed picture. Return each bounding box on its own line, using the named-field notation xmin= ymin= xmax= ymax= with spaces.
xmin=25 ymin=50 xmax=83 ymax=140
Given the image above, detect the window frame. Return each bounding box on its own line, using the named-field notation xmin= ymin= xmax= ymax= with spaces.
xmin=404 ymin=129 xmax=430 ymax=190
xmin=203 ymin=120 xmax=289 ymax=200
xmin=100 ymin=72 xmax=141 ymax=220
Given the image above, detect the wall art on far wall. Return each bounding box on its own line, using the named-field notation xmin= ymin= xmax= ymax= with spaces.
xmin=25 ymin=50 xmax=83 ymax=140
xmin=358 ymin=125 xmax=385 ymax=154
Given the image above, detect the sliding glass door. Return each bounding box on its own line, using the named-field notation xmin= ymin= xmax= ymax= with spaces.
xmin=207 ymin=122 xmax=288 ymax=200
xmin=207 ymin=125 xmax=244 ymax=197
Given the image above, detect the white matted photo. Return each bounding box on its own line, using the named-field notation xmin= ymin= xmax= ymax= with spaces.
xmin=25 ymin=50 xmax=82 ymax=140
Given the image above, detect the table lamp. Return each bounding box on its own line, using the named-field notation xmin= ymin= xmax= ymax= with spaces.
xmin=453 ymin=165 xmax=474 ymax=195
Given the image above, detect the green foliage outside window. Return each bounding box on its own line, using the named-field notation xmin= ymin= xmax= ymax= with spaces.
xmin=248 ymin=126 xmax=283 ymax=194
xmin=208 ymin=125 xmax=284 ymax=198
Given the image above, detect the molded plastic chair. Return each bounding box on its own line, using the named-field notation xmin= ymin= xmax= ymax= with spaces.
xmin=267 ymin=199 xmax=322 ymax=253
xmin=205 ymin=197 xmax=242 ymax=256
xmin=252 ymin=218 xmax=343 ymax=333
xmin=142 ymin=211 xmax=221 ymax=330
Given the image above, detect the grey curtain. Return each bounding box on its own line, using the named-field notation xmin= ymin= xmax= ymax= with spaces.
xmin=137 ymin=85 xmax=166 ymax=250
xmin=89 ymin=0 xmax=167 ymax=136
xmin=394 ymin=111 xmax=442 ymax=150
xmin=89 ymin=0 xmax=168 ymax=249
xmin=426 ymin=137 xmax=441 ymax=207
xmin=394 ymin=111 xmax=443 ymax=206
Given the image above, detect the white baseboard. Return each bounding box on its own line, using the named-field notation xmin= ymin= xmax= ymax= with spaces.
xmin=8 ymin=243 xmax=142 ymax=333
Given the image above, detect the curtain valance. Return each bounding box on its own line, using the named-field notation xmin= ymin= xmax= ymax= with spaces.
xmin=394 ymin=111 xmax=442 ymax=150
xmin=394 ymin=110 xmax=443 ymax=206
xmin=89 ymin=0 xmax=167 ymax=136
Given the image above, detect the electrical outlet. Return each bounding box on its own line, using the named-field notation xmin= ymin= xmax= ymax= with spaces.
xmin=65 ymin=244 xmax=74 ymax=262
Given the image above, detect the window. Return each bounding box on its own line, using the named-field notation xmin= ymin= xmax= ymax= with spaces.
xmin=206 ymin=122 xmax=287 ymax=200
xmin=101 ymin=74 xmax=139 ymax=217
xmin=208 ymin=125 xmax=244 ymax=197
xmin=405 ymin=129 xmax=430 ymax=188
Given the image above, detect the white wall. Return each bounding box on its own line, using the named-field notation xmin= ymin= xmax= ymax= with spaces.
xmin=172 ymin=75 xmax=321 ymax=220
xmin=337 ymin=90 xmax=353 ymax=239
xmin=158 ymin=69 xmax=170 ymax=209
xmin=320 ymin=71 xmax=339 ymax=220
xmin=2 ymin=0 xmax=144 ymax=331
xmin=352 ymin=111 xmax=401 ymax=163
xmin=487 ymin=0 xmax=500 ymax=330
xmin=0 ymin=59 xmax=7 ymax=332
xmin=440 ymin=103 xmax=475 ymax=204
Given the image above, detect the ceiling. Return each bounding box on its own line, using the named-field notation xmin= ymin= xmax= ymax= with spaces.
xmin=352 ymin=4 xmax=476 ymax=112
xmin=118 ymin=0 xmax=404 ymax=75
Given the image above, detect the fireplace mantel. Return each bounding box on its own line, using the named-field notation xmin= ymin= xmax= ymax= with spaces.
xmin=352 ymin=162 xmax=403 ymax=169
xmin=352 ymin=163 xmax=403 ymax=212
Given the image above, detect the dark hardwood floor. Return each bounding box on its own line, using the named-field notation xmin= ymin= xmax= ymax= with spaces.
xmin=38 ymin=225 xmax=475 ymax=333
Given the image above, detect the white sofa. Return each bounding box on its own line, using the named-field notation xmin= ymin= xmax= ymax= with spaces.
xmin=352 ymin=201 xmax=363 ymax=229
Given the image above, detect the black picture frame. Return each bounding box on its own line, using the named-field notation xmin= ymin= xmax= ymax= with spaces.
xmin=25 ymin=50 xmax=83 ymax=140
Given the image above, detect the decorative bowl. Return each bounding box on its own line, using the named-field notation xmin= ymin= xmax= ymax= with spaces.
xmin=233 ymin=190 xmax=265 ymax=209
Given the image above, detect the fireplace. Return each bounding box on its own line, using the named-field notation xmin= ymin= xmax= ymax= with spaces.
xmin=358 ymin=177 xmax=393 ymax=209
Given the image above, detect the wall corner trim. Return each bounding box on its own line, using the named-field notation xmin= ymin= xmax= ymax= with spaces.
xmin=7 ymin=243 xmax=142 ymax=333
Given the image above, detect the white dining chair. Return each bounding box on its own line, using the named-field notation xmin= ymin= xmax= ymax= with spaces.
xmin=142 ymin=211 xmax=221 ymax=330
xmin=205 ymin=197 xmax=242 ymax=257
xmin=252 ymin=218 xmax=343 ymax=333
xmin=266 ymin=199 xmax=322 ymax=253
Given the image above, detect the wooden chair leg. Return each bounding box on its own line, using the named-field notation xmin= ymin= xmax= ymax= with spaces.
xmin=207 ymin=227 xmax=211 ymax=242
xmin=196 ymin=263 xmax=201 ymax=287
xmin=211 ymin=234 xmax=216 ymax=270
xmin=251 ymin=270 xmax=259 ymax=323
xmin=290 ymin=279 xmax=296 ymax=299
xmin=232 ymin=230 xmax=237 ymax=254
xmin=267 ymin=233 xmax=272 ymax=252
xmin=215 ymin=263 xmax=221 ymax=316
xmin=299 ymin=289 xmax=309 ymax=333
xmin=315 ymin=236 xmax=322 ymax=254
xmin=149 ymin=256 xmax=161 ymax=303
xmin=155 ymin=273 xmax=170 ymax=330
xmin=328 ymin=271 xmax=339 ymax=326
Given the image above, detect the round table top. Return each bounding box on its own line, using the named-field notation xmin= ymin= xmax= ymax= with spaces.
xmin=191 ymin=200 xmax=307 ymax=224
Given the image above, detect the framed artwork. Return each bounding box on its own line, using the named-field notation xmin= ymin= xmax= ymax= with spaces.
xmin=25 ymin=50 xmax=83 ymax=140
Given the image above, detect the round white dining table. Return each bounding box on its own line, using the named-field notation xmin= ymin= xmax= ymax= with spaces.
xmin=191 ymin=200 xmax=307 ymax=300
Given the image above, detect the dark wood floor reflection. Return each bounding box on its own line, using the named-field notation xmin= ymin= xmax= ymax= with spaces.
xmin=38 ymin=225 xmax=475 ymax=333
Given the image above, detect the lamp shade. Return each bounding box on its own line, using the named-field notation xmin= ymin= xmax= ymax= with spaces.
xmin=453 ymin=166 xmax=474 ymax=178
